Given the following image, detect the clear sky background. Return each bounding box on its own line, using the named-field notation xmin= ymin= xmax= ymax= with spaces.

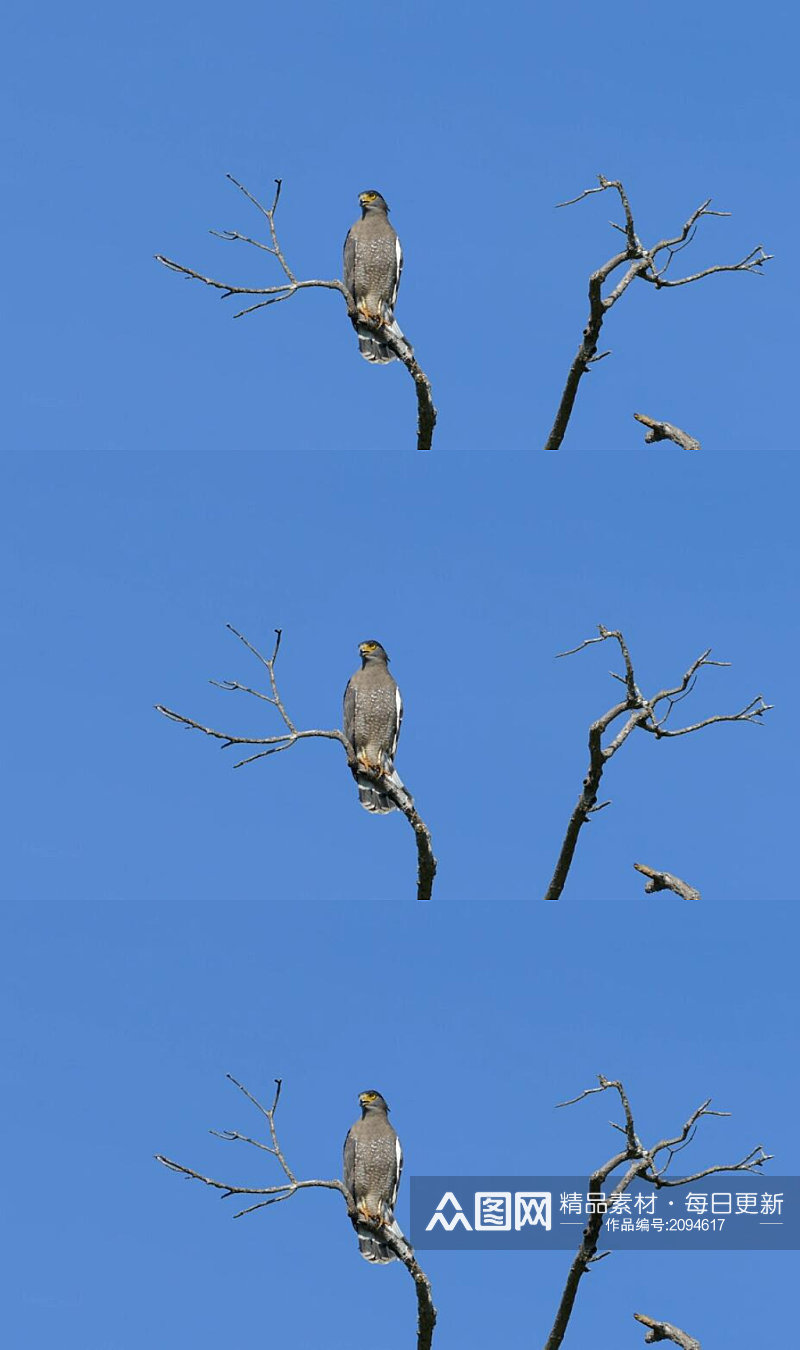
xmin=3 ymin=2 xmax=797 ymax=1347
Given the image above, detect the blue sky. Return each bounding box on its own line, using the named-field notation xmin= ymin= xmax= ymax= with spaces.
xmin=3 ymin=3 xmax=797 ymax=1347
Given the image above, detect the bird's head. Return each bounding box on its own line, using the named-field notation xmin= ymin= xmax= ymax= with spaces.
xmin=359 ymin=1089 xmax=390 ymax=1115
xmin=359 ymin=639 xmax=390 ymax=665
xmin=359 ymin=190 xmax=390 ymax=215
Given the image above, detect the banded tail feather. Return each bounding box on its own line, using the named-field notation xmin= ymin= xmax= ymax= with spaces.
xmin=356 ymin=313 xmax=408 ymax=364
xmin=356 ymin=1213 xmax=405 ymax=1264
xmin=356 ymin=762 xmax=406 ymax=814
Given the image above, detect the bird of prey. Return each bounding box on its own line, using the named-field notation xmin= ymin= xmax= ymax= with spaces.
xmin=343 ymin=190 xmax=406 ymax=364
xmin=343 ymin=1089 xmax=404 ymax=1264
xmin=343 ymin=640 xmax=404 ymax=814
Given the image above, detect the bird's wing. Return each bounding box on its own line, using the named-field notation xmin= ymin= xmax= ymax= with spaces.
xmin=391 ymin=681 xmax=403 ymax=758
xmin=343 ymin=224 xmax=358 ymax=301
xmin=390 ymin=1131 xmax=403 ymax=1209
xmin=343 ymin=674 xmax=358 ymax=749
xmin=391 ymin=233 xmax=403 ymax=308
xmin=343 ymin=1124 xmax=357 ymax=1199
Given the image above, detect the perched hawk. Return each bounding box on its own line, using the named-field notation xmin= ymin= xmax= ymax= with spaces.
xmin=343 ymin=640 xmax=404 ymax=813
xmin=343 ymin=190 xmax=406 ymax=364
xmin=343 ymin=1090 xmax=404 ymax=1264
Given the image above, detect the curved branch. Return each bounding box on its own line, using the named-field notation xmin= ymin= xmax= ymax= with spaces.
xmin=156 ymin=626 xmax=437 ymax=903
xmin=543 ymin=1159 xmax=645 ymax=1350
xmin=156 ymin=176 xmax=437 ymax=452
xmin=544 ymin=625 xmax=771 ymax=902
xmin=545 ymin=175 xmax=772 ymax=452
xmin=156 ymin=1077 xmax=437 ymax=1350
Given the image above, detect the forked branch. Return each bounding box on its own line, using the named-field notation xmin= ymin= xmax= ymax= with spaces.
xmin=156 ymin=626 xmax=437 ymax=902
xmin=634 ymin=1313 xmax=701 ymax=1350
xmin=633 ymin=413 xmax=701 ymax=453
xmin=633 ymin=863 xmax=701 ymax=903
xmin=156 ymin=176 xmax=437 ymax=451
xmin=545 ymin=175 xmax=772 ymax=451
xmin=543 ymin=1074 xmax=770 ymax=1350
xmin=544 ymin=625 xmax=771 ymax=902
xmin=156 ymin=1077 xmax=437 ymax=1350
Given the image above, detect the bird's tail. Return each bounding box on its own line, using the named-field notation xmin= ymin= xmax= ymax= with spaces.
xmin=356 ymin=313 xmax=410 ymax=364
xmin=356 ymin=1214 xmax=405 ymax=1264
xmin=357 ymin=328 xmax=396 ymax=364
xmin=356 ymin=763 xmax=407 ymax=814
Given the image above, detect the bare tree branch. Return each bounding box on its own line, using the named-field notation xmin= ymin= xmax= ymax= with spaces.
xmin=544 ymin=176 xmax=772 ymax=452
xmin=634 ymin=1312 xmax=701 ymax=1350
xmin=544 ymin=625 xmax=771 ymax=902
xmin=156 ymin=626 xmax=437 ymax=903
xmin=633 ymin=413 xmax=701 ymax=452
xmin=156 ymin=176 xmax=437 ymax=452
xmin=543 ymin=1075 xmax=770 ymax=1350
xmin=156 ymin=1077 xmax=437 ymax=1350
xmin=633 ymin=863 xmax=701 ymax=903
